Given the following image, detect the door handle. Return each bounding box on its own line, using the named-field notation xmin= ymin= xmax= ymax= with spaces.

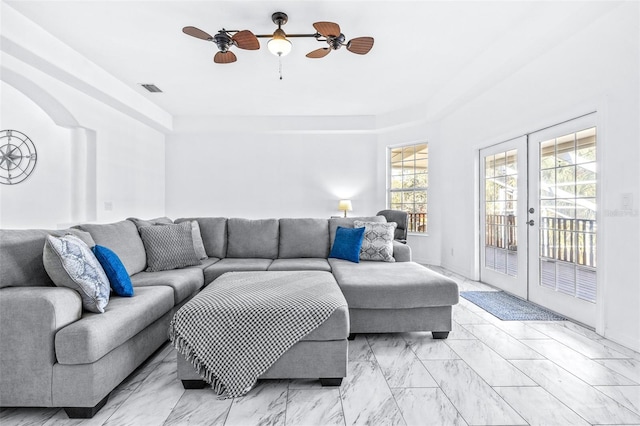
xmin=526 ymin=219 xmax=535 ymax=226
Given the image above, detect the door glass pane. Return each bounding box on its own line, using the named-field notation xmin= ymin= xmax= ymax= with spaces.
xmin=484 ymin=149 xmax=518 ymax=276
xmin=538 ymin=127 xmax=597 ymax=302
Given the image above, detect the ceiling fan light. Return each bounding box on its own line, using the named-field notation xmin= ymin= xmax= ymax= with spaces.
xmin=268 ymin=28 xmax=292 ymax=56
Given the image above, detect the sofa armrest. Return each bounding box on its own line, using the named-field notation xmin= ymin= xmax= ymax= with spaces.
xmin=393 ymin=241 xmax=412 ymax=262
xmin=0 ymin=287 xmax=82 ymax=406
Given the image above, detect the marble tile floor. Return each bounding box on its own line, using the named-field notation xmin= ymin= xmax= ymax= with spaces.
xmin=3 ymin=268 xmax=640 ymax=426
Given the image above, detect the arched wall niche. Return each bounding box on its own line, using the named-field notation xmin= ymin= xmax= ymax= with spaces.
xmin=1 ymin=68 xmax=97 ymax=228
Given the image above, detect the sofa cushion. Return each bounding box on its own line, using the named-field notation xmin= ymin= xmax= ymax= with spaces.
xmin=226 ymin=218 xmax=279 ymax=259
xmin=176 ymin=217 xmax=227 ymax=259
xmin=55 ymin=286 xmax=174 ymax=365
xmin=76 ymin=221 xmax=147 ymax=276
xmin=203 ymin=258 xmax=273 ymax=283
xmin=139 ymin=222 xmax=201 ymax=272
xmin=329 ymin=216 xmax=386 ymax=246
xmin=185 ymin=257 xmax=220 ymax=286
xmin=329 ymin=226 xmax=365 ymax=263
xmin=268 ymin=258 xmax=331 ymax=272
xmin=0 ymin=229 xmax=94 ymax=289
xmin=130 ymin=267 xmax=204 ymax=304
xmin=92 ymin=245 xmax=134 ymax=297
xmin=43 ymin=234 xmax=110 ymax=313
xmin=354 ymin=220 xmax=397 ymax=262
xmin=278 ymin=218 xmax=330 ymax=258
xmin=329 ymin=259 xmax=459 ymax=309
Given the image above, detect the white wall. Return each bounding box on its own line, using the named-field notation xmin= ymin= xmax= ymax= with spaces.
xmin=428 ymin=2 xmax=639 ymax=349
xmin=166 ymin=119 xmax=379 ymax=219
xmin=0 ymin=82 xmax=72 ymax=228
xmin=0 ymin=56 xmax=166 ymax=228
xmin=375 ymin=106 xmax=442 ymax=265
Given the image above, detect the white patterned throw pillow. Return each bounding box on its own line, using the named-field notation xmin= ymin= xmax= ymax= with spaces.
xmin=353 ymin=220 xmax=397 ymax=262
xmin=43 ymin=234 xmax=111 ymax=313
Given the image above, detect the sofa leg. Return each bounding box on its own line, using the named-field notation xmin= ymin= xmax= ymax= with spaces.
xmin=320 ymin=378 xmax=343 ymax=387
xmin=432 ymin=331 xmax=450 ymax=339
xmin=182 ymin=379 xmax=207 ymax=389
xmin=347 ymin=333 xmax=356 ymax=341
xmin=64 ymin=394 xmax=109 ymax=419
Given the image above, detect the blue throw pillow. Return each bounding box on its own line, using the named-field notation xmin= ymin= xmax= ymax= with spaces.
xmin=329 ymin=226 xmax=366 ymax=263
xmin=92 ymin=245 xmax=134 ymax=297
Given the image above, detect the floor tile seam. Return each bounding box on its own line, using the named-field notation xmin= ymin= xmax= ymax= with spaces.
xmin=402 ymin=332 xmax=457 ymax=361
xmin=527 ymin=323 xmax=627 ymax=359
xmin=1 ymin=408 xmax=58 ymax=426
xmin=220 ymin=393 xmax=233 ymax=426
xmin=97 ymin=388 xmax=140 ymax=426
xmin=391 ymin=386 xmax=471 ymax=426
xmin=520 ymin=335 xmax=612 ymax=362
xmin=444 ymin=337 xmax=540 ymax=387
xmin=461 ymin=322 xmax=549 ymax=359
xmin=336 ymin=383 xmax=348 ymax=426
xmin=487 ymin=382 xmax=571 ymax=426
xmin=490 ymin=321 xmax=551 ymax=341
xmin=592 ymin=385 xmax=640 ymax=417
xmin=421 ymin=358 xmax=527 ymax=426
xmin=505 ymin=358 xmax=622 ymax=425
xmin=364 ymin=335 xmax=408 ymax=426
xmin=282 ymin=384 xmax=289 ymax=426
xmin=520 ymin=340 xmax=639 ymax=385
xmin=108 ymin=345 xmax=179 ymax=426
xmin=493 ymin=385 xmax=594 ymax=426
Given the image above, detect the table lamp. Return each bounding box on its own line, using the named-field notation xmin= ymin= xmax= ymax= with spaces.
xmin=338 ymin=200 xmax=353 ymax=218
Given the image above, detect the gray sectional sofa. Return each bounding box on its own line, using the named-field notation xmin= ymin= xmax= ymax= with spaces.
xmin=0 ymin=215 xmax=458 ymax=418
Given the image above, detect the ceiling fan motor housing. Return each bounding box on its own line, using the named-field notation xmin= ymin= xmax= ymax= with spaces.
xmin=329 ymin=34 xmax=346 ymax=50
xmin=214 ymin=31 xmax=233 ymax=52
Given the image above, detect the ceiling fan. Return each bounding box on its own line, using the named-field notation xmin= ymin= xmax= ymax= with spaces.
xmin=182 ymin=26 xmax=259 ymax=64
xmin=182 ymin=12 xmax=374 ymax=64
xmin=306 ymin=21 xmax=374 ymax=59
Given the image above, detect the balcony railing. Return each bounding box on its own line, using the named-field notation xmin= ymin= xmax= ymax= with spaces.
xmin=407 ymin=212 xmax=427 ymax=233
xmin=485 ymin=215 xmax=596 ymax=267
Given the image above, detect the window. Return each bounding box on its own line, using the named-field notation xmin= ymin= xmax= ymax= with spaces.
xmin=389 ymin=143 xmax=428 ymax=233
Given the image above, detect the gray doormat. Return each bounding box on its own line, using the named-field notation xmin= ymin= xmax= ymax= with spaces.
xmin=460 ymin=291 xmax=566 ymax=321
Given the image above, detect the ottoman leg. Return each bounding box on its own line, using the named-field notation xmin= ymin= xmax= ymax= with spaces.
xmin=182 ymin=380 xmax=207 ymax=389
xmin=347 ymin=333 xmax=356 ymax=341
xmin=320 ymin=378 xmax=343 ymax=387
xmin=432 ymin=331 xmax=450 ymax=339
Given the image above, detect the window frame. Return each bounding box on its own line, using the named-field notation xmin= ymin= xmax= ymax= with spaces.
xmin=387 ymin=142 xmax=428 ymax=234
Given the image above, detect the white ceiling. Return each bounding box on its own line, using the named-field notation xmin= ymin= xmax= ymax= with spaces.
xmin=5 ymin=1 xmax=620 ymax=118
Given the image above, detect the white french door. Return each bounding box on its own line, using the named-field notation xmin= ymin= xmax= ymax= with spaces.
xmin=480 ymin=114 xmax=598 ymax=327
xmin=480 ymin=137 xmax=528 ymax=299
xmin=528 ymin=115 xmax=597 ymax=326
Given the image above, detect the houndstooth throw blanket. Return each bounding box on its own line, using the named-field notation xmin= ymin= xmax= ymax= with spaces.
xmin=169 ymin=271 xmax=347 ymax=398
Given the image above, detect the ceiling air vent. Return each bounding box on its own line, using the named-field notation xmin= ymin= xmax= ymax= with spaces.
xmin=140 ymin=84 xmax=162 ymax=93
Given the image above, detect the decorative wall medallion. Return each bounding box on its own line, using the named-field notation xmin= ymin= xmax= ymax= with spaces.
xmin=0 ymin=129 xmax=37 ymax=185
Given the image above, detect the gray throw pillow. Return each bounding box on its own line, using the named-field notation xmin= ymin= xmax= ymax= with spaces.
xmin=127 ymin=216 xmax=173 ymax=229
xmin=139 ymin=222 xmax=201 ymax=272
xmin=43 ymin=234 xmax=110 ymax=313
xmin=353 ymin=221 xmax=397 ymax=262
xmin=190 ymin=221 xmax=208 ymax=260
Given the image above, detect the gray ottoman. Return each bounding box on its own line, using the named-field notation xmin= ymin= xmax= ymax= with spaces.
xmin=177 ymin=271 xmax=349 ymax=388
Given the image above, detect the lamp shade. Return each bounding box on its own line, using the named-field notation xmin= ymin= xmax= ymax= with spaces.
xmin=267 ymin=28 xmax=292 ymax=56
xmin=338 ymin=200 xmax=353 ymax=212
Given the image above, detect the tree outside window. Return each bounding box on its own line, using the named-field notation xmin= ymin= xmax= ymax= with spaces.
xmin=389 ymin=143 xmax=428 ymax=233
